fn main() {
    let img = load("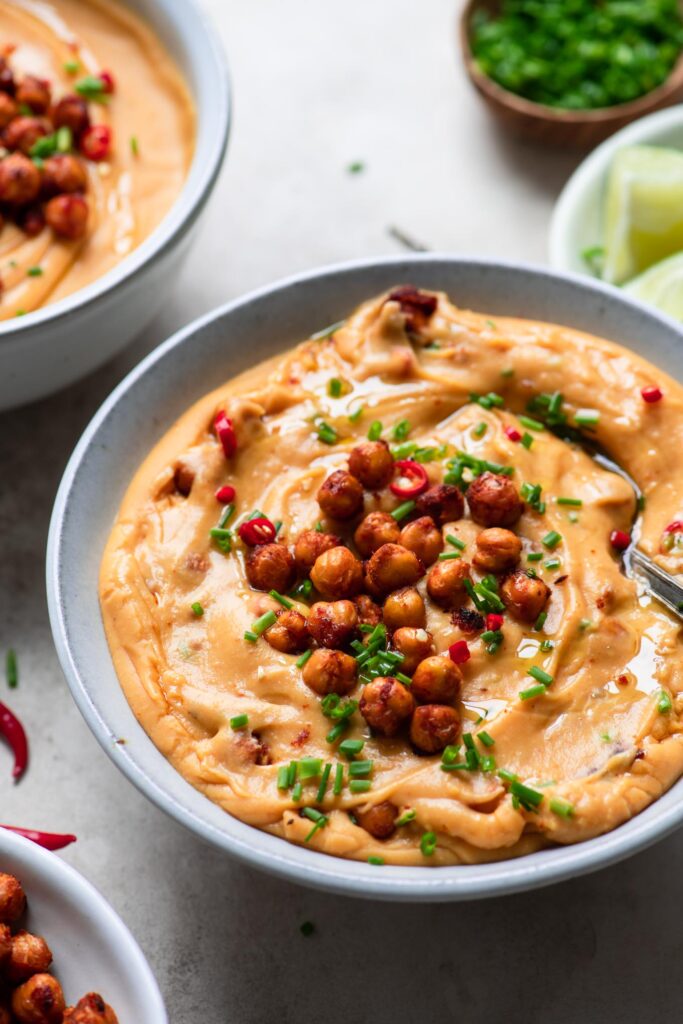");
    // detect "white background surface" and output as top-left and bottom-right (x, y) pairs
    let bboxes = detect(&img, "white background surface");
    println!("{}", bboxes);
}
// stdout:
(0, 2), (678, 1021)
